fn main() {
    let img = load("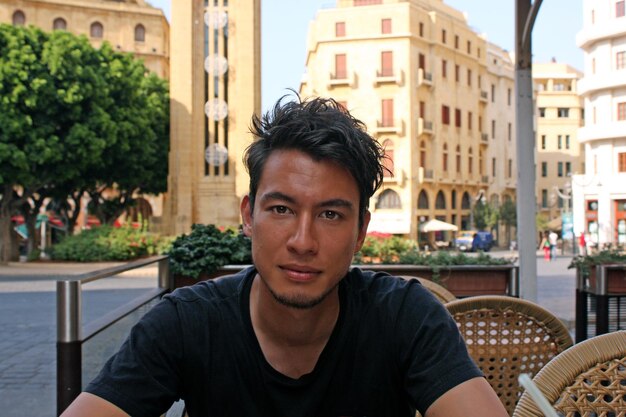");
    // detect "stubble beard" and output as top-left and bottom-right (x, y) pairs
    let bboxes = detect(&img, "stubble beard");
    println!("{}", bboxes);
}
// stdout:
(263, 278), (341, 310)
